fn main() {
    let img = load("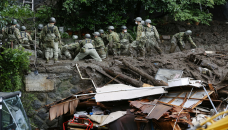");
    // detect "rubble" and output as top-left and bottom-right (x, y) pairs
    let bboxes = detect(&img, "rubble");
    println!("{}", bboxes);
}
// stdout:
(34, 48), (228, 129)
